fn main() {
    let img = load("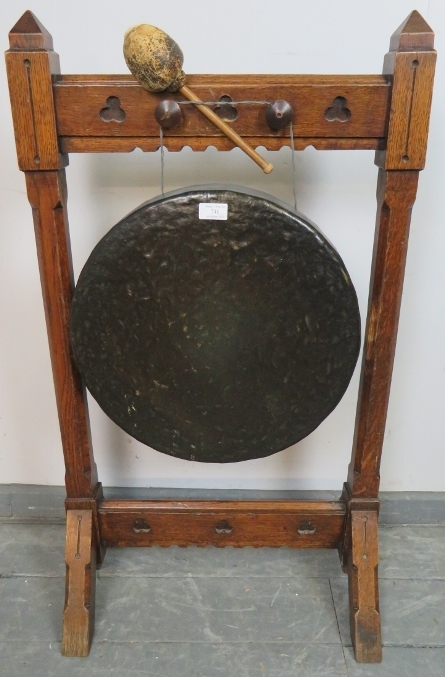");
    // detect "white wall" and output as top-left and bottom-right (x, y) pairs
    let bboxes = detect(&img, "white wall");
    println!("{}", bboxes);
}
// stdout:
(1, 0), (444, 491)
